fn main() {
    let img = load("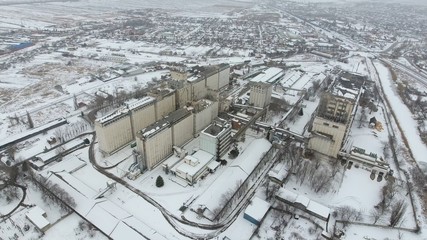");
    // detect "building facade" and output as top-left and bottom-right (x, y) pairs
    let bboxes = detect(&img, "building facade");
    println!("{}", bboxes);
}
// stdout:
(95, 89), (177, 155)
(95, 110), (133, 155)
(249, 82), (273, 108)
(200, 118), (232, 158)
(308, 72), (364, 158)
(136, 108), (193, 170)
(128, 97), (156, 138)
